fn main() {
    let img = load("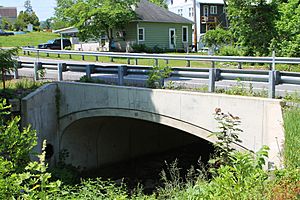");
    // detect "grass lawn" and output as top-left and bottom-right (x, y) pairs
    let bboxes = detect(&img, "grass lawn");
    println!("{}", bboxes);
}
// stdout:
(0, 32), (59, 48)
